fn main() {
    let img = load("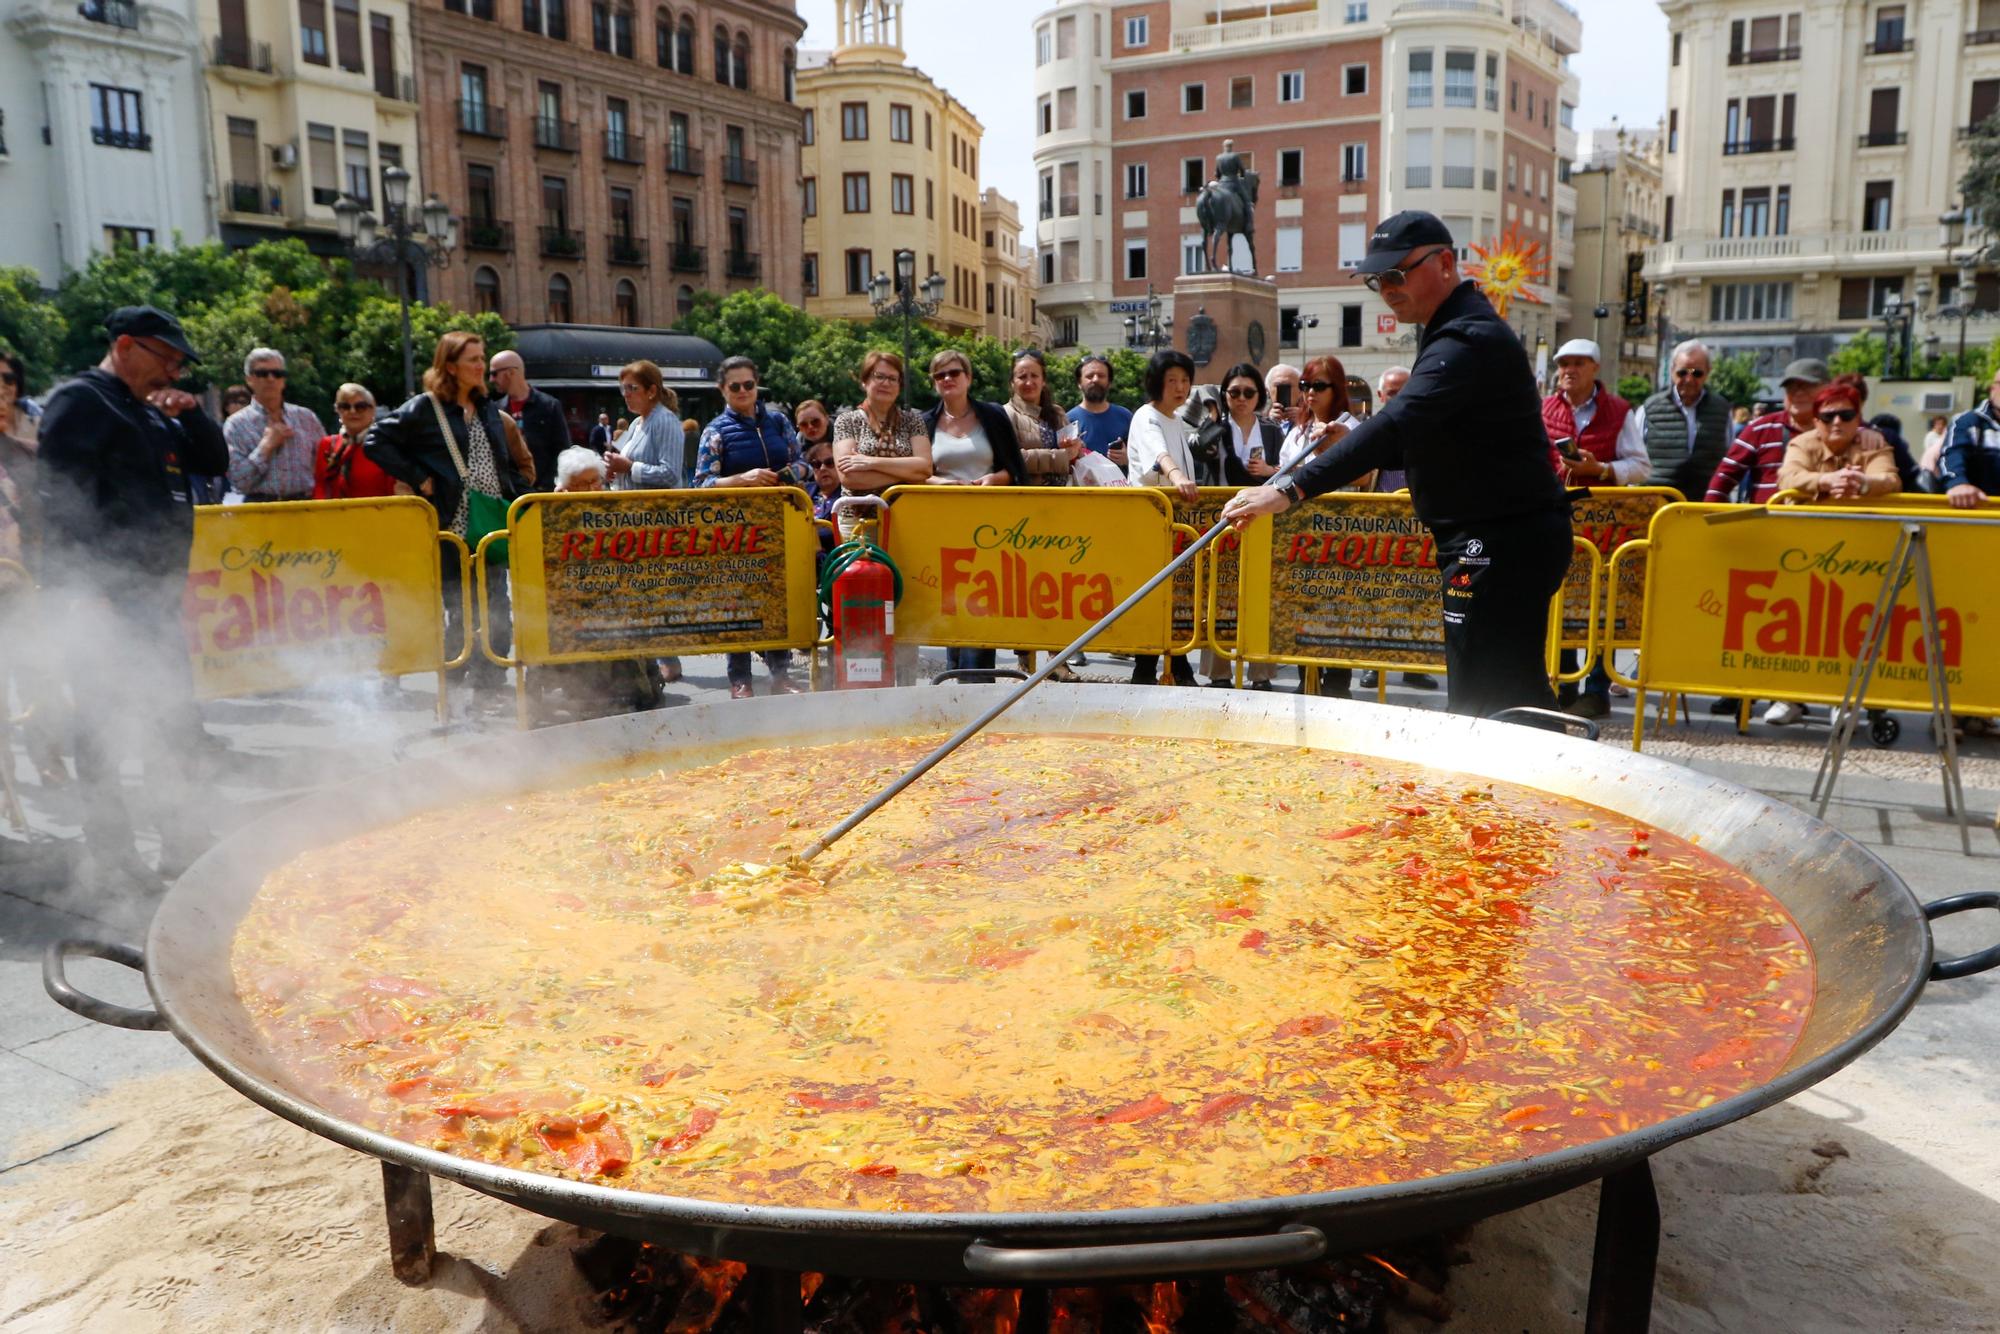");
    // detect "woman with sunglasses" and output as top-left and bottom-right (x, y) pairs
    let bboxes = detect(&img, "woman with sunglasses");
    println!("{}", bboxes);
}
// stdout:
(1222, 210), (1573, 722)
(1196, 363), (1283, 487)
(1777, 376), (1901, 500)
(312, 385), (404, 499)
